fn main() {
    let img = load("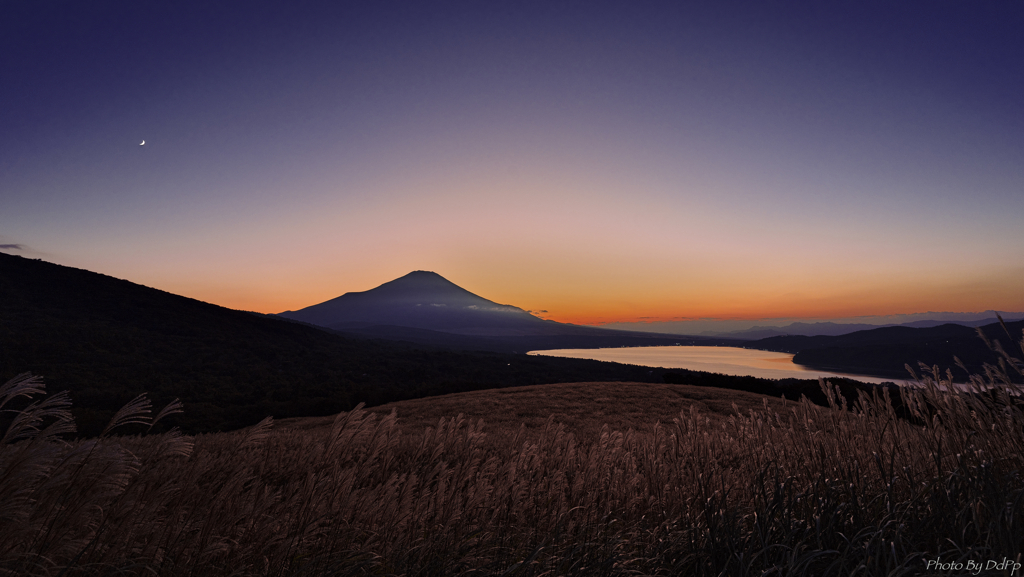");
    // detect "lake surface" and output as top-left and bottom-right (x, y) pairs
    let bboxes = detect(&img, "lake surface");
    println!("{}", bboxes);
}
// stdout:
(527, 346), (901, 385)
